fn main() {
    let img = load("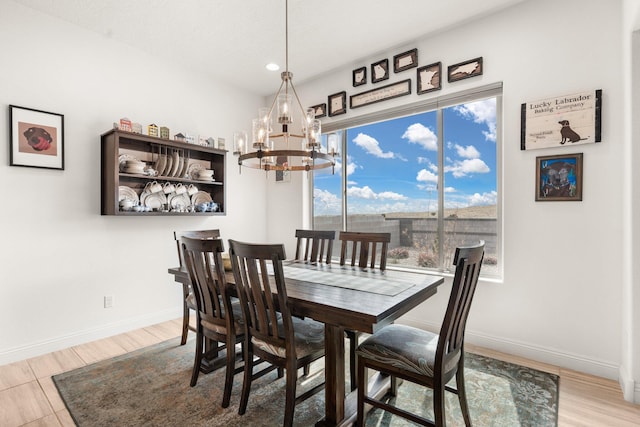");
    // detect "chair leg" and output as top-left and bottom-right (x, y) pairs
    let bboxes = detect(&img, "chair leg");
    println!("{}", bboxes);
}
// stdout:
(190, 331), (203, 387)
(347, 330), (358, 391)
(283, 360), (298, 427)
(433, 379), (446, 427)
(356, 356), (367, 427)
(303, 364), (310, 376)
(181, 289), (190, 345)
(238, 343), (253, 415)
(456, 357), (472, 427)
(221, 336), (236, 408)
